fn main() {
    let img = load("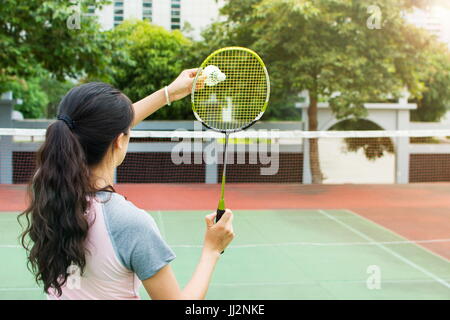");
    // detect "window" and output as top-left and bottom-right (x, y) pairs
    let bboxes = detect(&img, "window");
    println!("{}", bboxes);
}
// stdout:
(87, 6), (95, 15)
(143, 0), (152, 21)
(114, 1), (124, 27)
(170, 0), (181, 30)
